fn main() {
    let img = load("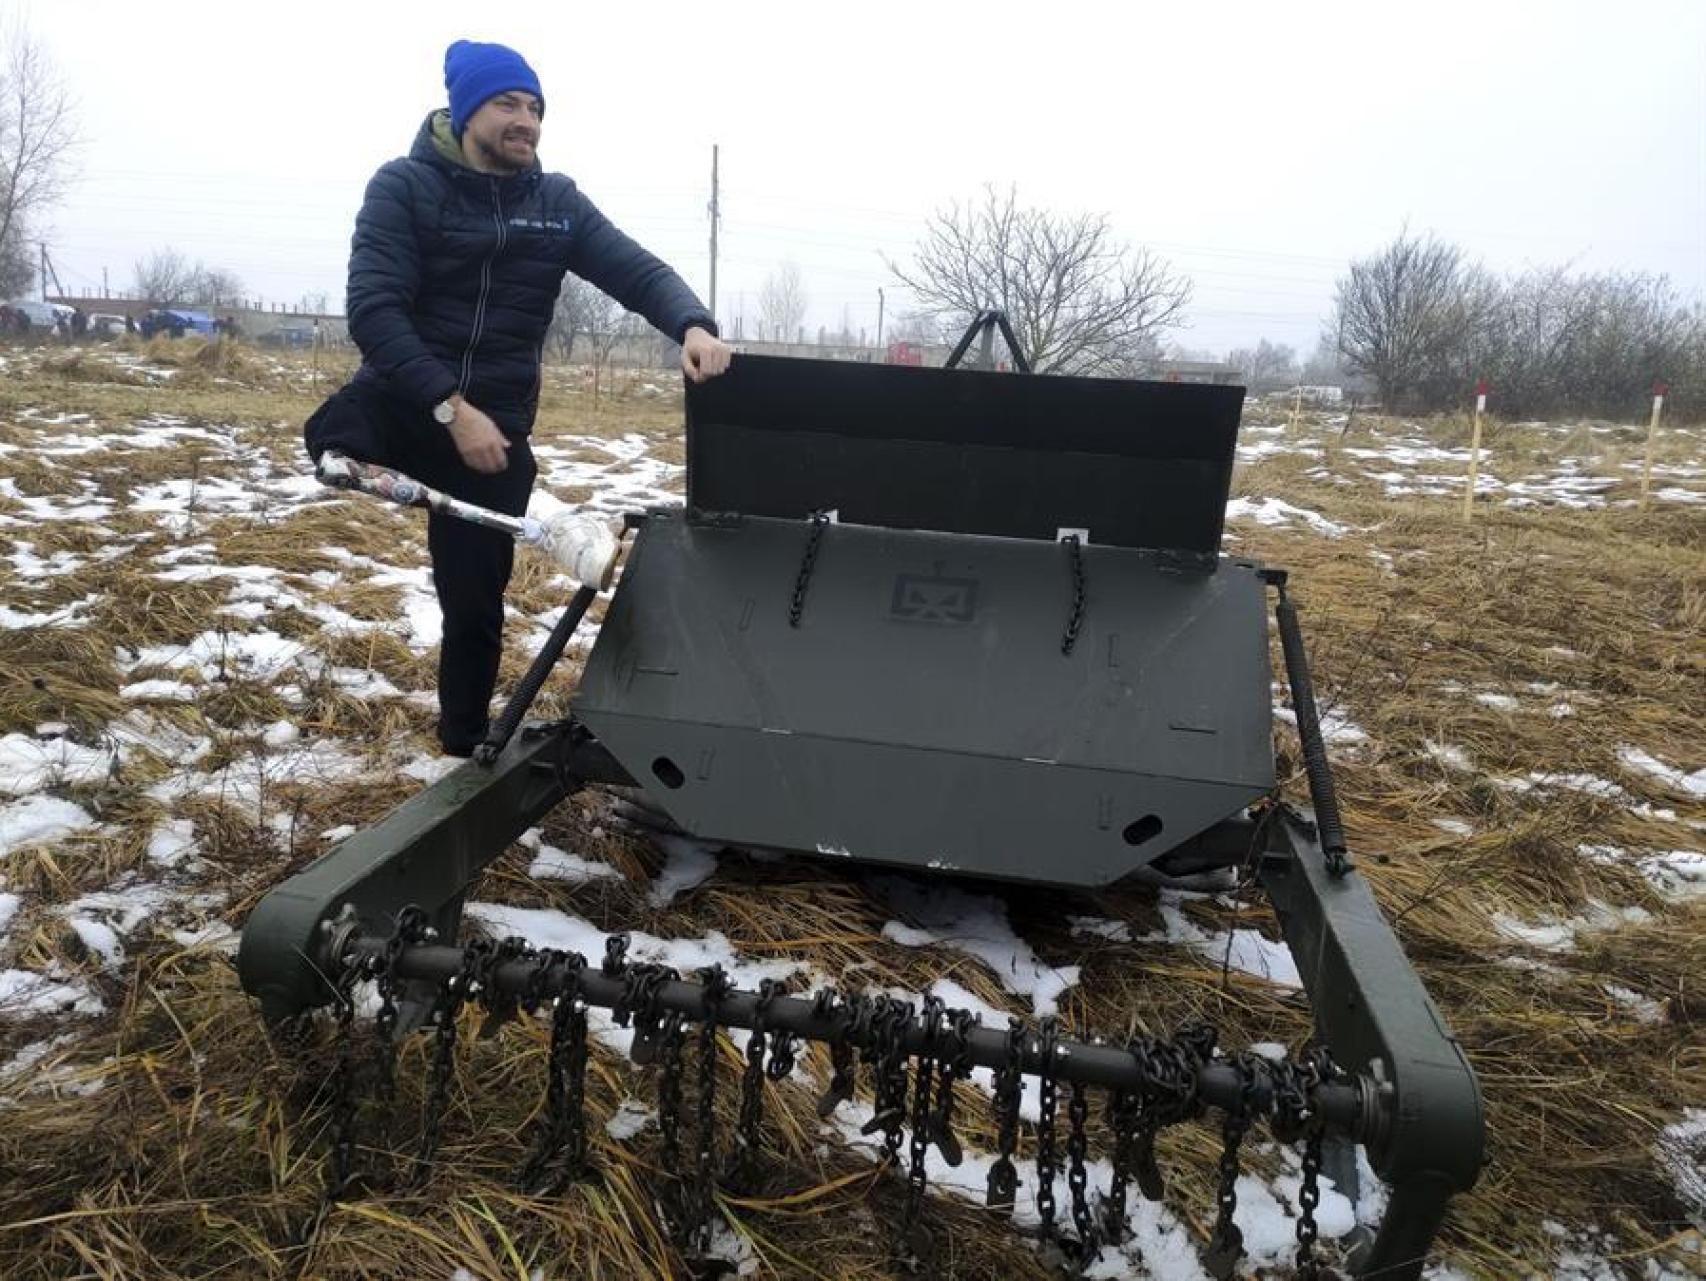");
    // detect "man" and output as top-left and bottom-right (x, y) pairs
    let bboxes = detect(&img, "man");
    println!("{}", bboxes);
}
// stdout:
(305, 39), (732, 756)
